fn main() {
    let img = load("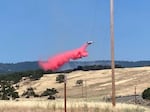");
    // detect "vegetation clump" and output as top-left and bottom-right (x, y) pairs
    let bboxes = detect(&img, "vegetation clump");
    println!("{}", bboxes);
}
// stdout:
(41, 88), (58, 100)
(76, 79), (83, 86)
(142, 88), (150, 100)
(56, 74), (65, 83)
(0, 80), (19, 100)
(22, 87), (39, 98)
